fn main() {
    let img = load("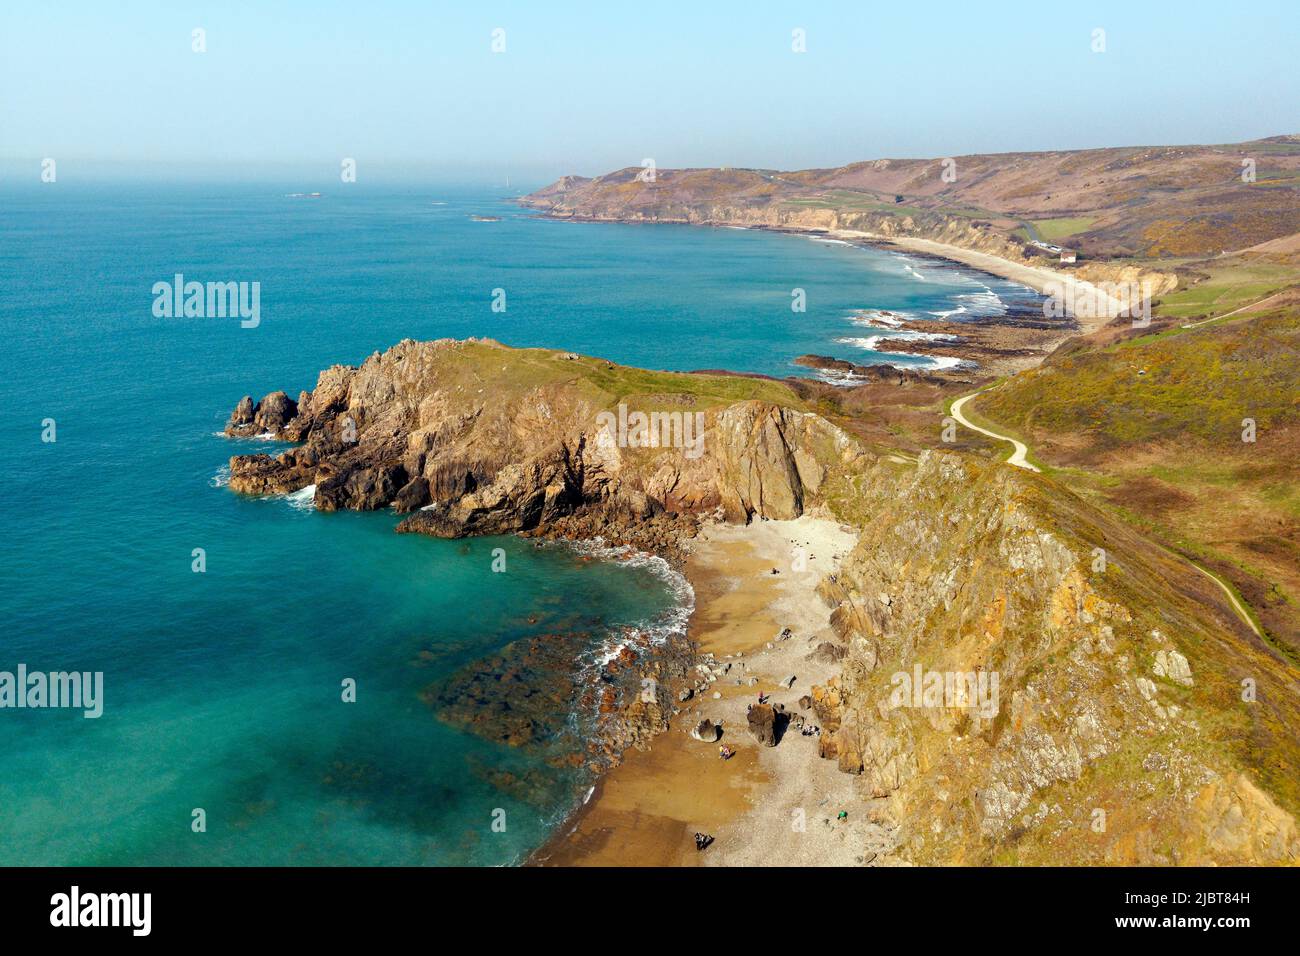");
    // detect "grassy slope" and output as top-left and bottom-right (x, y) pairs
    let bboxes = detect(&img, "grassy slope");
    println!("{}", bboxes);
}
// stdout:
(824, 454), (1300, 863)
(1156, 259), (1299, 319)
(448, 340), (806, 411)
(975, 309), (1300, 648)
(1031, 216), (1098, 242)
